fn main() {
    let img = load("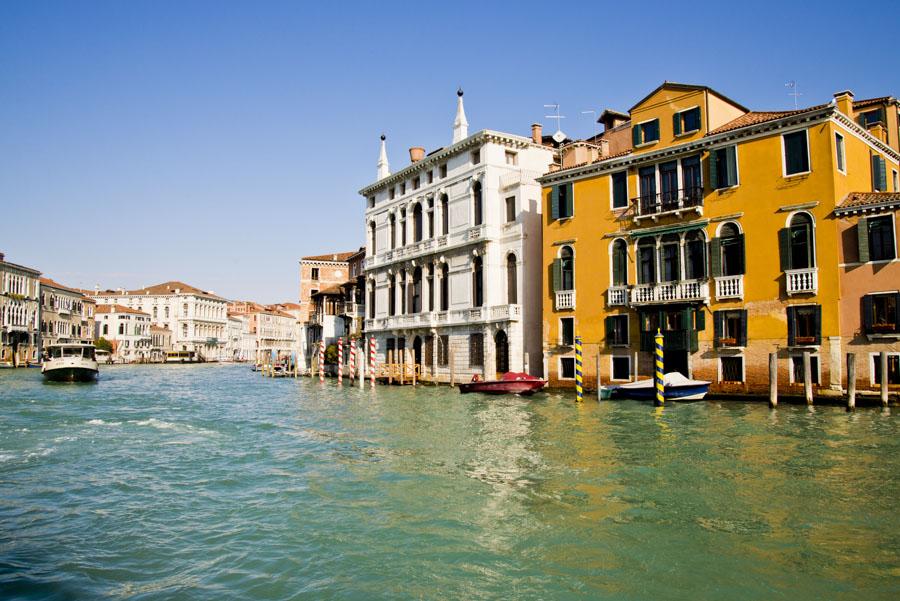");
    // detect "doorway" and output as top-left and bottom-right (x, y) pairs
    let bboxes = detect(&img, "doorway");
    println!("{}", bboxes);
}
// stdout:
(495, 330), (509, 375)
